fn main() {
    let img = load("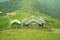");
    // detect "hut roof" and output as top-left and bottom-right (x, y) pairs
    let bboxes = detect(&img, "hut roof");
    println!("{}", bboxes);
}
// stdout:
(10, 19), (21, 24)
(21, 16), (45, 25)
